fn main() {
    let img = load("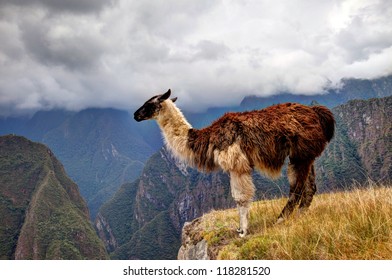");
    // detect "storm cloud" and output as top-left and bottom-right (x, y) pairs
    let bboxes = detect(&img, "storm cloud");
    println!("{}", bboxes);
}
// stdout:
(0, 0), (111, 14)
(0, 0), (391, 116)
